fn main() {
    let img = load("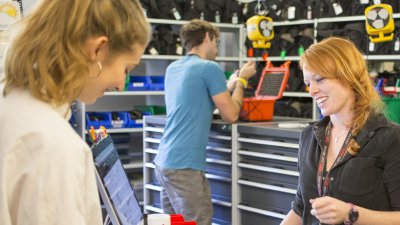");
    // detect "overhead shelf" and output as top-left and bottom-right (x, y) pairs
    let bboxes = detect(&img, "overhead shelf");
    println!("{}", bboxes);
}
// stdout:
(147, 18), (241, 29)
(104, 91), (164, 96)
(274, 19), (314, 26)
(283, 92), (311, 98)
(142, 54), (240, 62)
